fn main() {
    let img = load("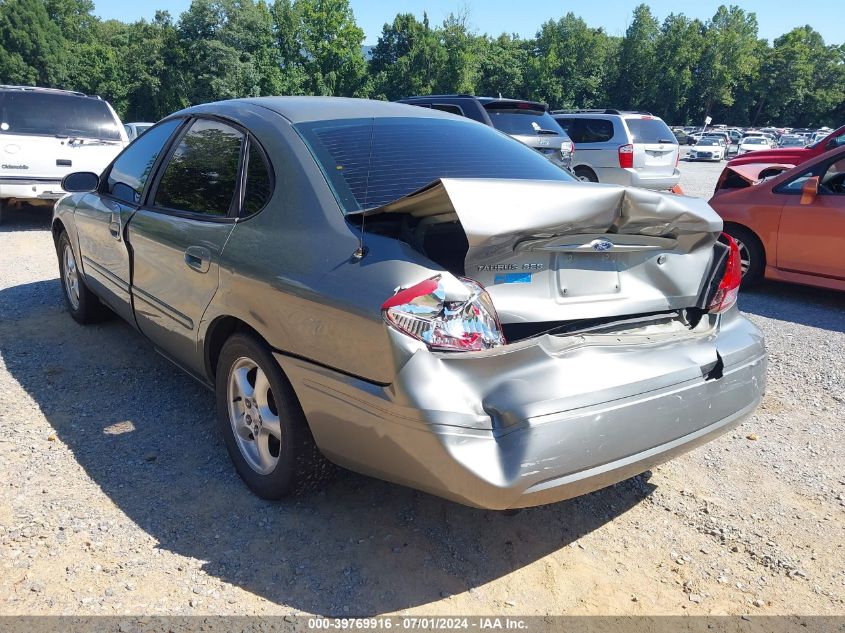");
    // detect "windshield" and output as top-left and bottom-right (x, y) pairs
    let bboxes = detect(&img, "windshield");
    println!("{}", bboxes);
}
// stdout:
(0, 91), (121, 141)
(624, 117), (676, 144)
(482, 103), (565, 137)
(743, 138), (767, 145)
(295, 117), (574, 213)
